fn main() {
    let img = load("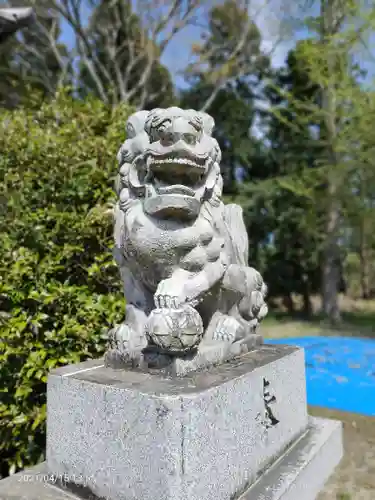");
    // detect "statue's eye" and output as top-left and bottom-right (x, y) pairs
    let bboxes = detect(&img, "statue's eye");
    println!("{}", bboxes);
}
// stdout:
(126, 124), (135, 138)
(156, 120), (171, 137)
(161, 132), (174, 145)
(184, 134), (197, 145)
